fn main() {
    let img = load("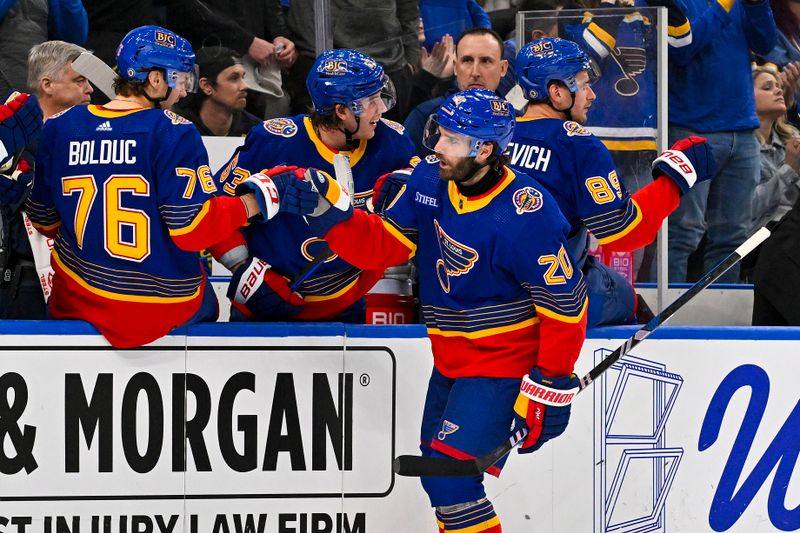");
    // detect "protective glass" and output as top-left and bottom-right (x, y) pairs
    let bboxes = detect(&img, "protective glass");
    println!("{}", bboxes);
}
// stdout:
(349, 74), (396, 116)
(422, 114), (484, 158)
(167, 66), (199, 93)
